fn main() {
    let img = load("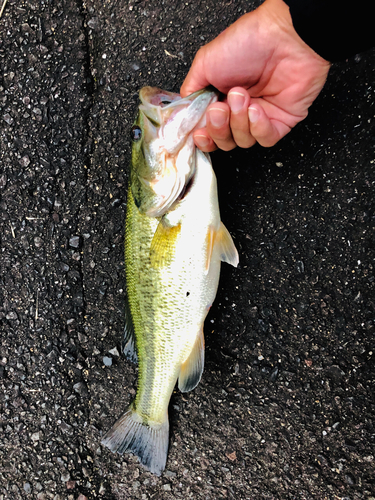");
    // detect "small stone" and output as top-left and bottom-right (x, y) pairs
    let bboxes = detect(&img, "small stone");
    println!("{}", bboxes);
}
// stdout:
(24, 483), (32, 494)
(326, 365), (345, 383)
(165, 470), (177, 478)
(59, 421), (72, 434)
(345, 474), (355, 485)
(108, 347), (120, 357)
(66, 480), (76, 489)
(111, 198), (122, 207)
(73, 382), (89, 397)
(31, 431), (40, 442)
(3, 113), (13, 125)
(61, 470), (70, 482)
(163, 484), (171, 491)
(6, 311), (18, 320)
(87, 17), (99, 30)
(103, 356), (112, 367)
(78, 332), (88, 343)
(69, 235), (81, 248)
(34, 236), (43, 248)
(19, 155), (31, 167)
(295, 260), (304, 273)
